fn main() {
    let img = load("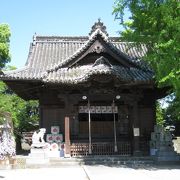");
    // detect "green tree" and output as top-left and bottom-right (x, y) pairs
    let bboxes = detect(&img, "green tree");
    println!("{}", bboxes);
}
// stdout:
(0, 80), (39, 150)
(113, 0), (180, 93)
(113, 0), (180, 121)
(0, 23), (11, 69)
(165, 95), (180, 122)
(156, 102), (165, 126)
